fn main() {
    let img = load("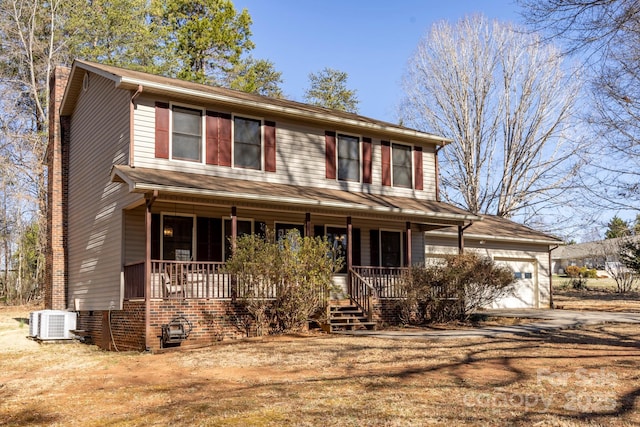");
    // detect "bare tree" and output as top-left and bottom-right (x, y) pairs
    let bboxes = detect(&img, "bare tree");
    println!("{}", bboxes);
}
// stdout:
(520, 0), (640, 214)
(599, 237), (638, 293)
(0, 0), (71, 302)
(401, 15), (583, 222)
